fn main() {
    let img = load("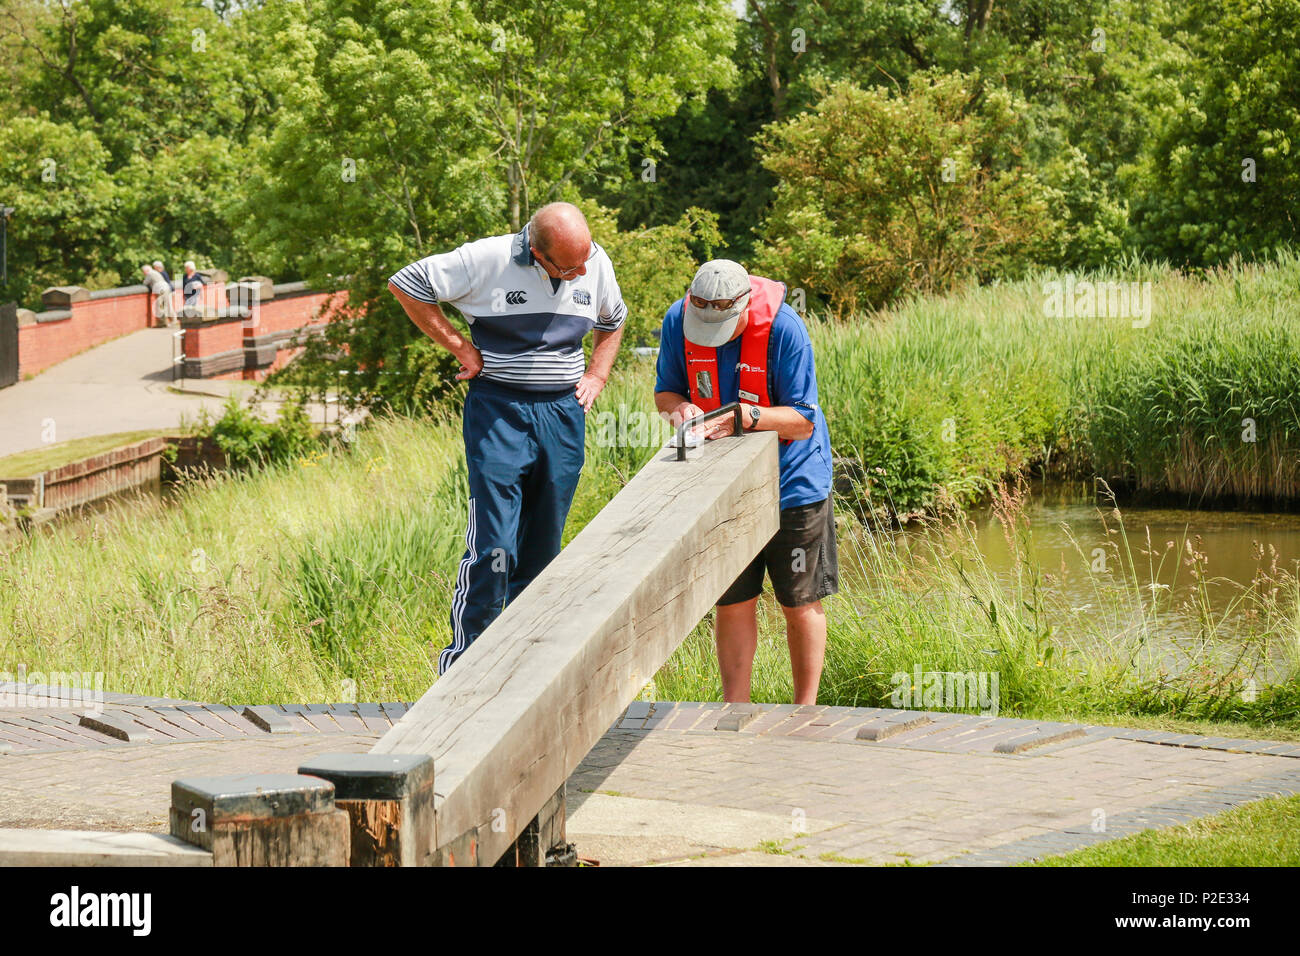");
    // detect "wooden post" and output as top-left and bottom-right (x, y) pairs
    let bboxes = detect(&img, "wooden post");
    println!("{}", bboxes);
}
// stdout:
(496, 784), (571, 867)
(169, 773), (349, 866)
(297, 753), (435, 867)
(373, 431), (781, 865)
